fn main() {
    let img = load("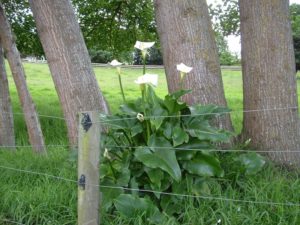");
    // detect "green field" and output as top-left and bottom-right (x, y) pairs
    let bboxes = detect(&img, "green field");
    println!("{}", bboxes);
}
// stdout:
(1, 62), (300, 224)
